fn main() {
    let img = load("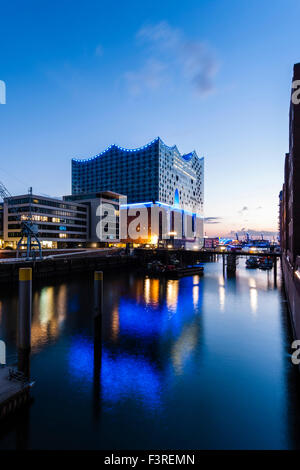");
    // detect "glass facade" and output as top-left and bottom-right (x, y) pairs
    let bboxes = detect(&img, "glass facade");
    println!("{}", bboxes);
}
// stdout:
(3, 194), (88, 246)
(72, 137), (204, 215)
